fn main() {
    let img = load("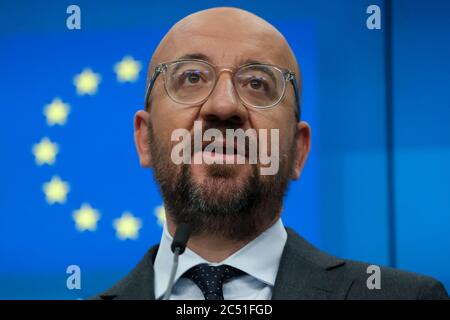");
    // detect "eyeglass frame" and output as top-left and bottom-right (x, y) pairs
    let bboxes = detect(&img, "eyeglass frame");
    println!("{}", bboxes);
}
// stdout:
(144, 59), (301, 120)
